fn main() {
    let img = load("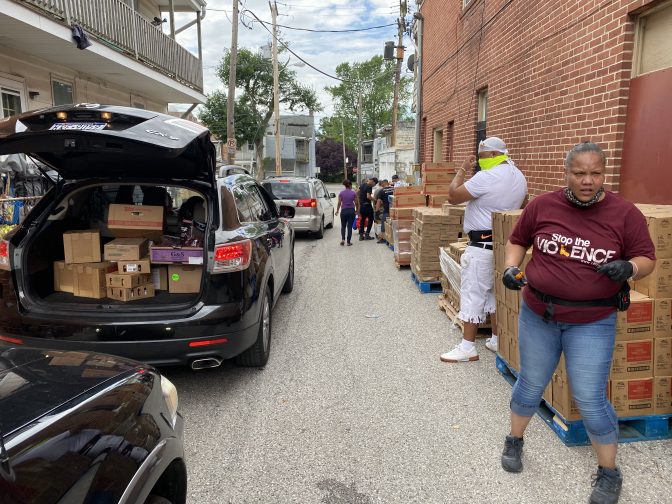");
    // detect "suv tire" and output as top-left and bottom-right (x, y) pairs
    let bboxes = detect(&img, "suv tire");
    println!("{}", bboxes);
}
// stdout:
(281, 248), (294, 294)
(315, 217), (324, 239)
(235, 288), (272, 367)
